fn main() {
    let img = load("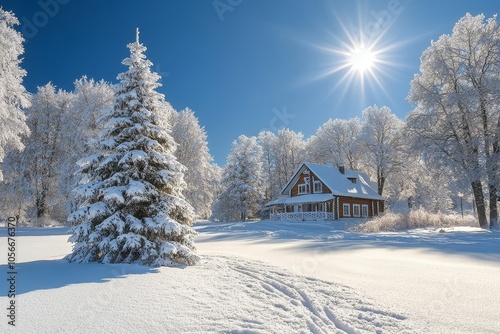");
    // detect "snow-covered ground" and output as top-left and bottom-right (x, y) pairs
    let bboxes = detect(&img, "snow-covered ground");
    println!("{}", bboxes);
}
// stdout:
(1, 220), (499, 333)
(195, 220), (500, 334)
